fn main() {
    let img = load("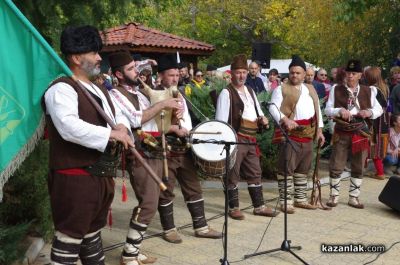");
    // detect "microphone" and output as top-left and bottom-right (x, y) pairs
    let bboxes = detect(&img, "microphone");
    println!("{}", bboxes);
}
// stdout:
(261, 101), (274, 108)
